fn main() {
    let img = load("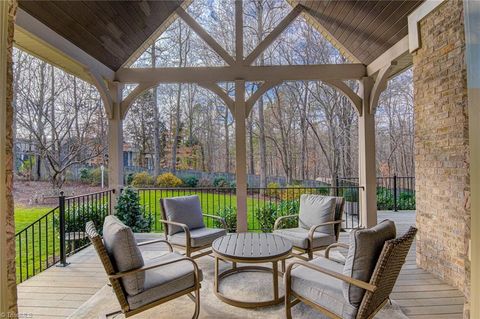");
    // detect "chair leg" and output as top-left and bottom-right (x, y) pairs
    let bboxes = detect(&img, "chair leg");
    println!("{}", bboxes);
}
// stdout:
(192, 286), (201, 319)
(307, 249), (313, 260)
(285, 288), (292, 319)
(101, 310), (122, 319)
